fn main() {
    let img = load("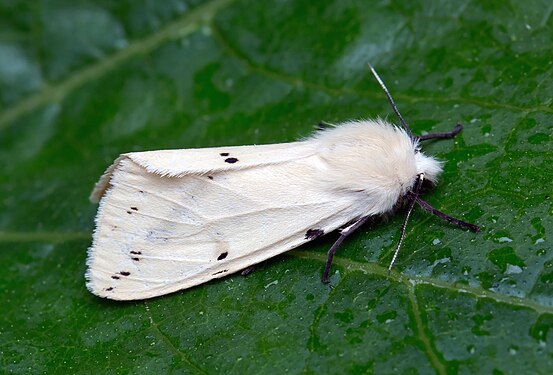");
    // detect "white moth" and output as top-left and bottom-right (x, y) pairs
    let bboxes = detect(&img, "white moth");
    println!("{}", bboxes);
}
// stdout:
(87, 65), (479, 300)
